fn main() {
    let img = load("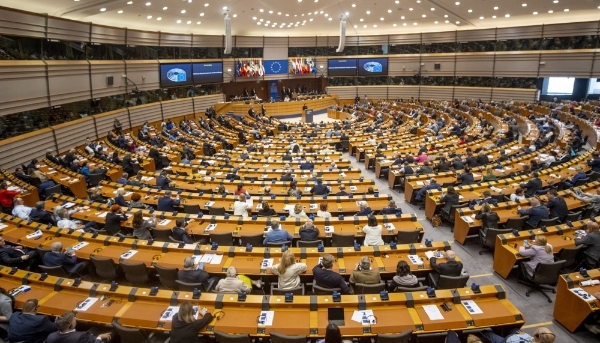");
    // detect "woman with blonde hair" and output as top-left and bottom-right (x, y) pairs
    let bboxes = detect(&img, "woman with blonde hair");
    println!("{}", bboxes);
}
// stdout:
(233, 193), (250, 218)
(170, 301), (213, 343)
(518, 235), (554, 277)
(271, 250), (307, 290)
(288, 203), (309, 219)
